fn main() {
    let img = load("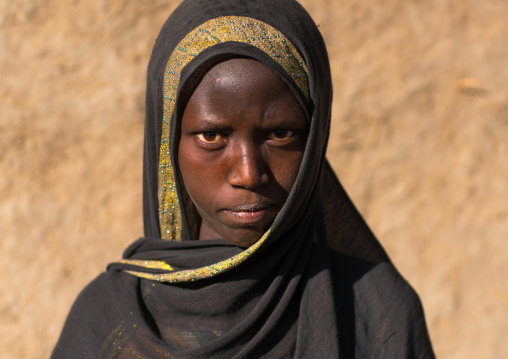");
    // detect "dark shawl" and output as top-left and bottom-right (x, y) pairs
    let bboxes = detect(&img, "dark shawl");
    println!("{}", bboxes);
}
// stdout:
(52, 0), (435, 358)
